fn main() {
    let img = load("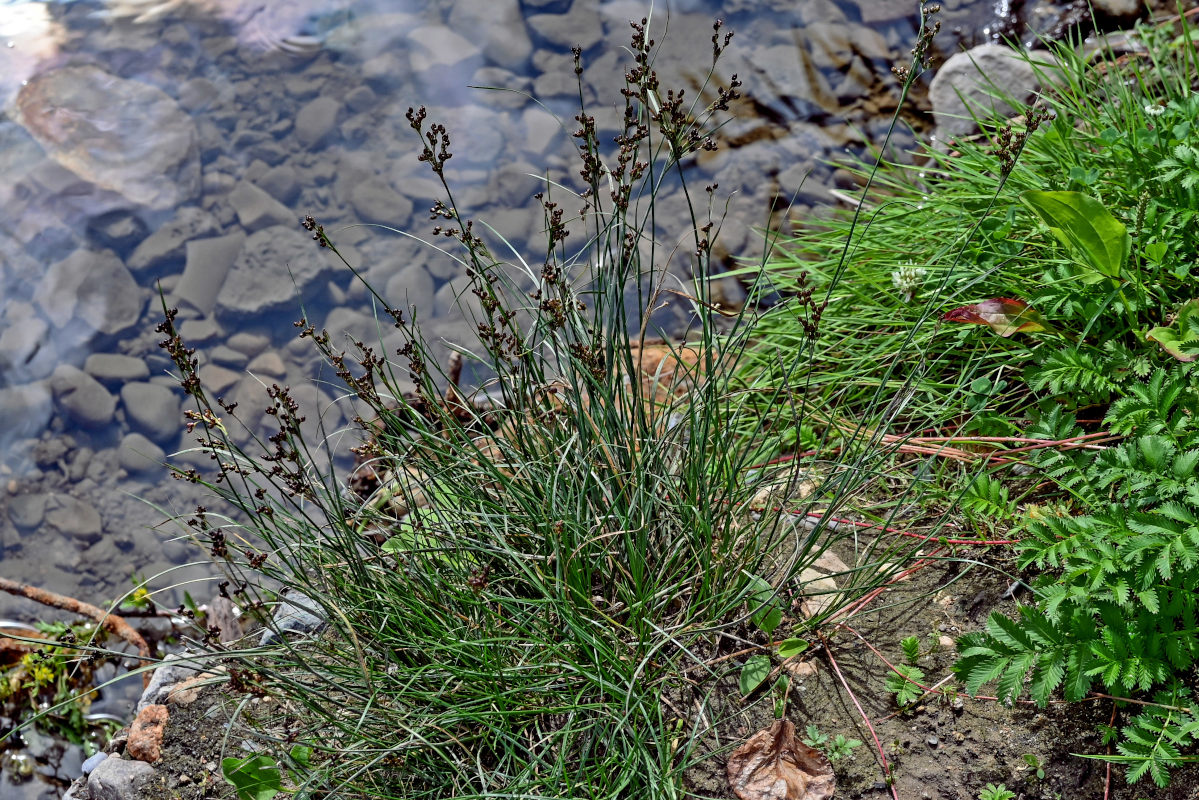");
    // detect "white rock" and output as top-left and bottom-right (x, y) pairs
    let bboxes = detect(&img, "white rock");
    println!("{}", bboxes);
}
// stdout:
(929, 44), (1042, 139)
